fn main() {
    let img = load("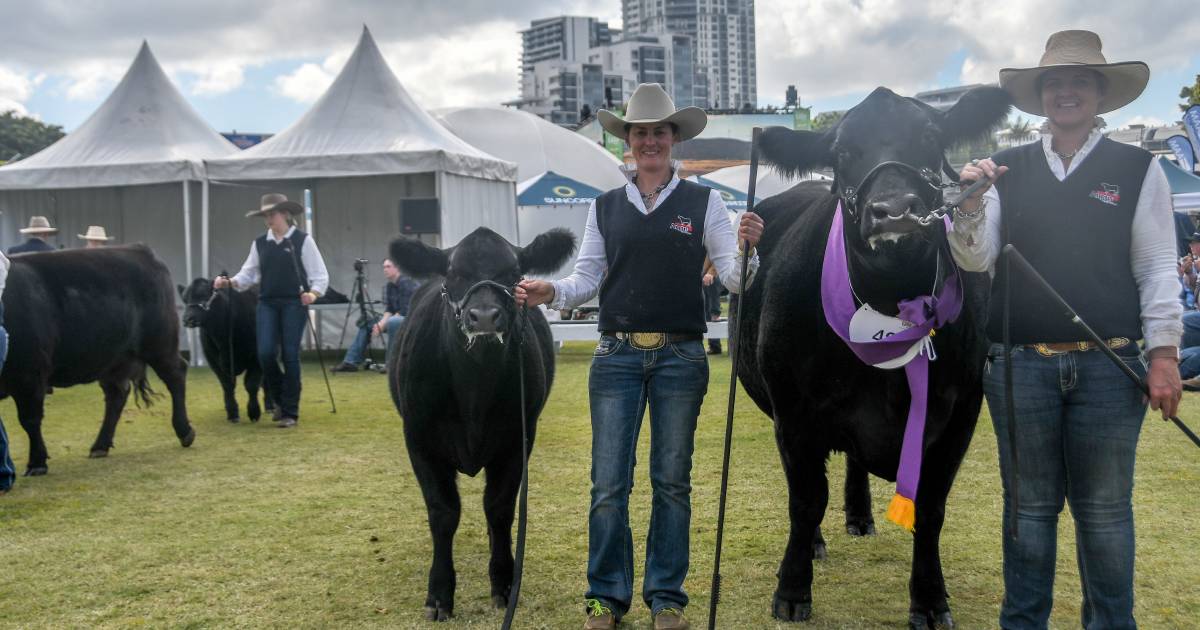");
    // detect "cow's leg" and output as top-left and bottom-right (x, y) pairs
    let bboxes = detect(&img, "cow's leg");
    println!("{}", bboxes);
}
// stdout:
(149, 355), (195, 448)
(773, 423), (829, 622)
(214, 363), (240, 422)
(408, 447), (461, 621)
(482, 452), (521, 608)
(244, 364), (264, 422)
(14, 387), (49, 476)
(89, 378), (132, 458)
(843, 457), (875, 536)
